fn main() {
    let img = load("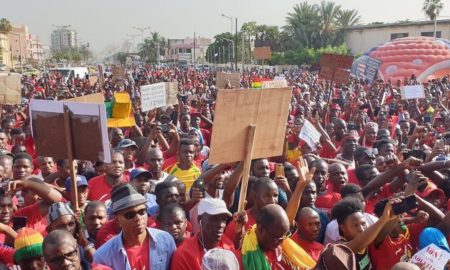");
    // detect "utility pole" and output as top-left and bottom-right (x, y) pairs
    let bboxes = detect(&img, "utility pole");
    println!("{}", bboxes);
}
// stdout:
(193, 32), (196, 66)
(235, 18), (238, 71)
(241, 33), (245, 75)
(133, 26), (151, 43)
